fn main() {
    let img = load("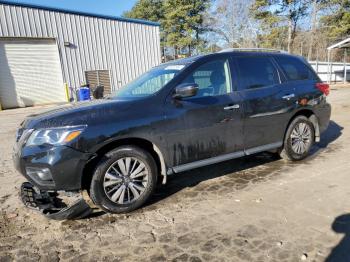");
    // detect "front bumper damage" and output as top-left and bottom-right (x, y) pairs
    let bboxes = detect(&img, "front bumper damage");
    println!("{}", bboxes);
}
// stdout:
(20, 182), (93, 220)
